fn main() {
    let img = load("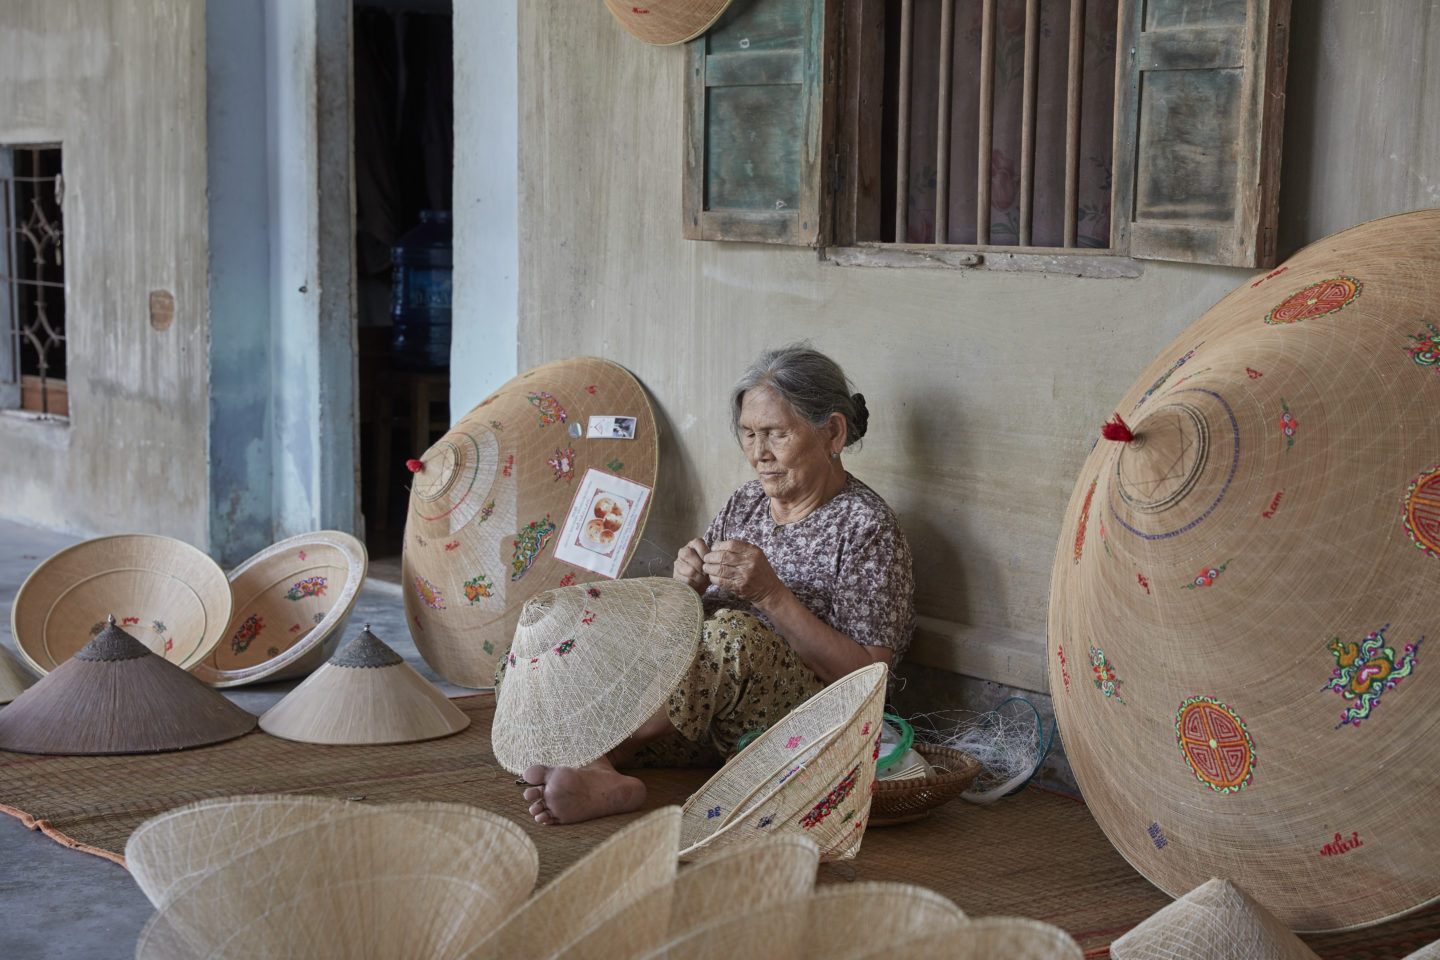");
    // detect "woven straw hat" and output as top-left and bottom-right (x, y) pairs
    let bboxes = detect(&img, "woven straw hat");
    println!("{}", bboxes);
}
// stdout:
(848, 918), (1084, 960)
(679, 661), (887, 863)
(603, 0), (735, 46)
(0, 643), (35, 704)
(134, 800), (539, 960)
(12, 534), (233, 675)
(491, 577), (701, 774)
(192, 530), (367, 688)
(257, 625), (469, 745)
(1048, 208), (1440, 932)
(613, 881), (963, 960)
(550, 835), (820, 960)
(403, 357), (658, 688)
(0, 618), (256, 755)
(1405, 940), (1440, 960)
(1111, 878), (1319, 960)
(462, 806), (681, 960)
(127, 794), (352, 908)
